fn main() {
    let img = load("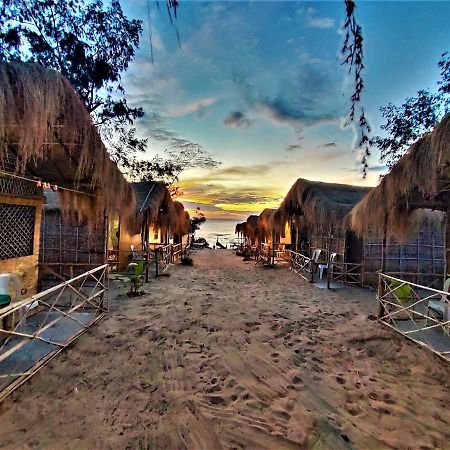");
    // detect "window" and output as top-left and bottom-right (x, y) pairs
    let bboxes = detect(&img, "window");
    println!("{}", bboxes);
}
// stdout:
(0, 203), (35, 260)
